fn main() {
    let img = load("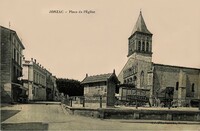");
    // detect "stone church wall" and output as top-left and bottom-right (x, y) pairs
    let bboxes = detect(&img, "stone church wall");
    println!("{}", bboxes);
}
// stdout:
(153, 64), (200, 101)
